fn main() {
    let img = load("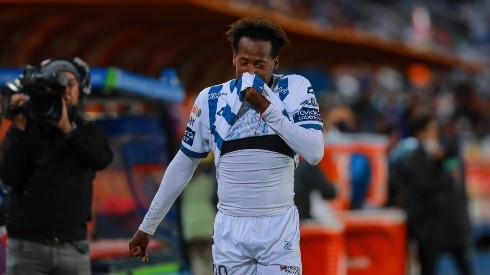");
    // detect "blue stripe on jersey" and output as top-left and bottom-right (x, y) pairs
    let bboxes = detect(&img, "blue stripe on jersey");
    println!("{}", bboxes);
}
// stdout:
(208, 85), (223, 137)
(253, 74), (265, 94)
(208, 84), (227, 150)
(278, 77), (289, 101)
(282, 109), (290, 119)
(179, 145), (209, 158)
(221, 104), (235, 125)
(229, 79), (237, 91)
(235, 78), (244, 101)
(299, 124), (323, 130)
(214, 131), (225, 150)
